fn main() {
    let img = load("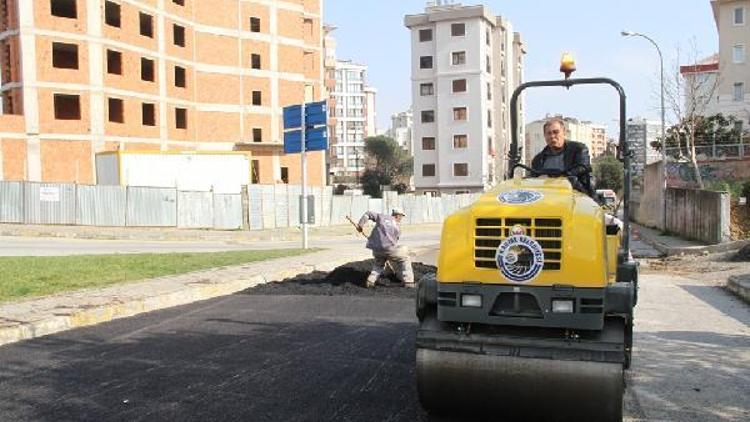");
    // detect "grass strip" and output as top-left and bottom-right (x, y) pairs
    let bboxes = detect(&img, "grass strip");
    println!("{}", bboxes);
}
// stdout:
(0, 249), (315, 302)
